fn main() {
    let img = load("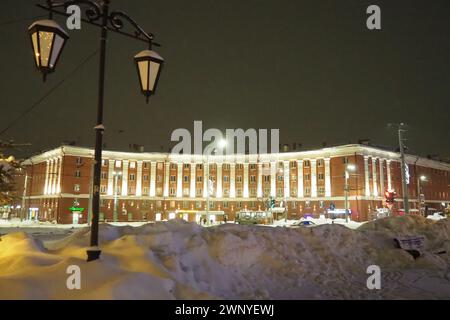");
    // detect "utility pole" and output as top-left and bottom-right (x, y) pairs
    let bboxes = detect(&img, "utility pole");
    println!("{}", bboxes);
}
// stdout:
(398, 123), (410, 214)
